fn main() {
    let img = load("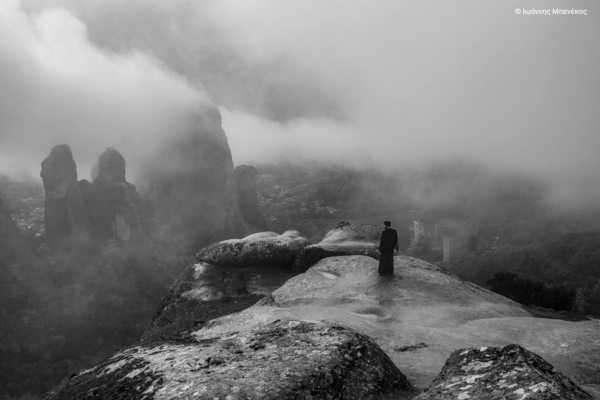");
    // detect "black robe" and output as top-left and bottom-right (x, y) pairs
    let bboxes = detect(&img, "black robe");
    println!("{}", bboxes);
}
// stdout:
(378, 227), (398, 276)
